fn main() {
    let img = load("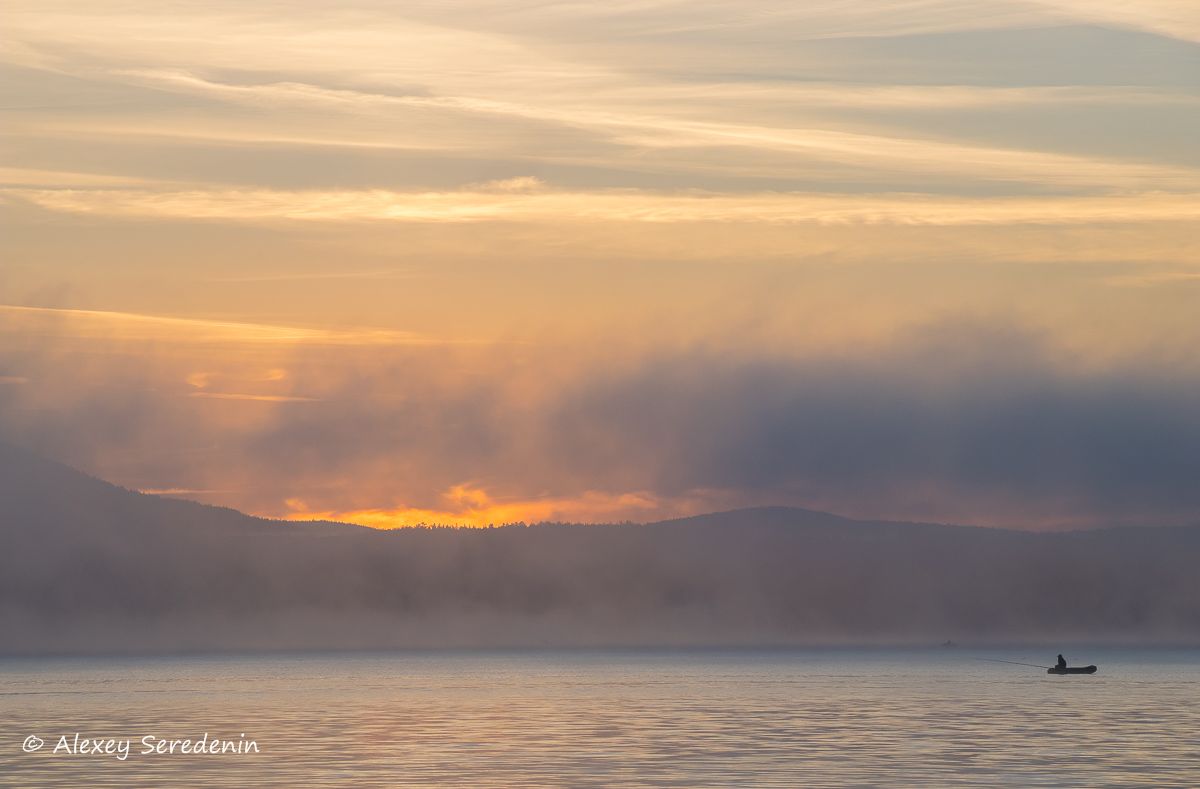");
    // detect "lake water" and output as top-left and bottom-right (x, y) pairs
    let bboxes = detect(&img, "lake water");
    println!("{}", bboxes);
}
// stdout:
(2, 649), (1198, 787)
